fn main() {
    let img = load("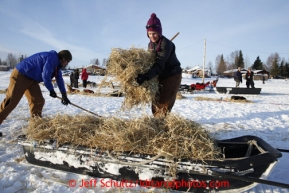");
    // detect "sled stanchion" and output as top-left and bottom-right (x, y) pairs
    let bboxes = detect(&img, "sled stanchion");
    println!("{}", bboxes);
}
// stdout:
(170, 32), (179, 41)
(56, 96), (101, 117)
